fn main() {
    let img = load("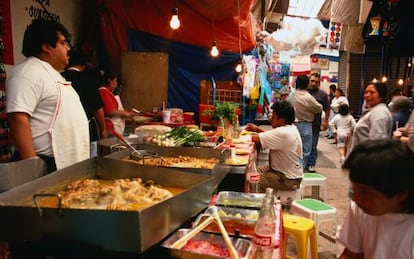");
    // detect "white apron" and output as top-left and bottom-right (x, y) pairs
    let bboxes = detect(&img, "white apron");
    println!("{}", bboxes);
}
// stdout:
(111, 95), (125, 135)
(49, 80), (90, 170)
